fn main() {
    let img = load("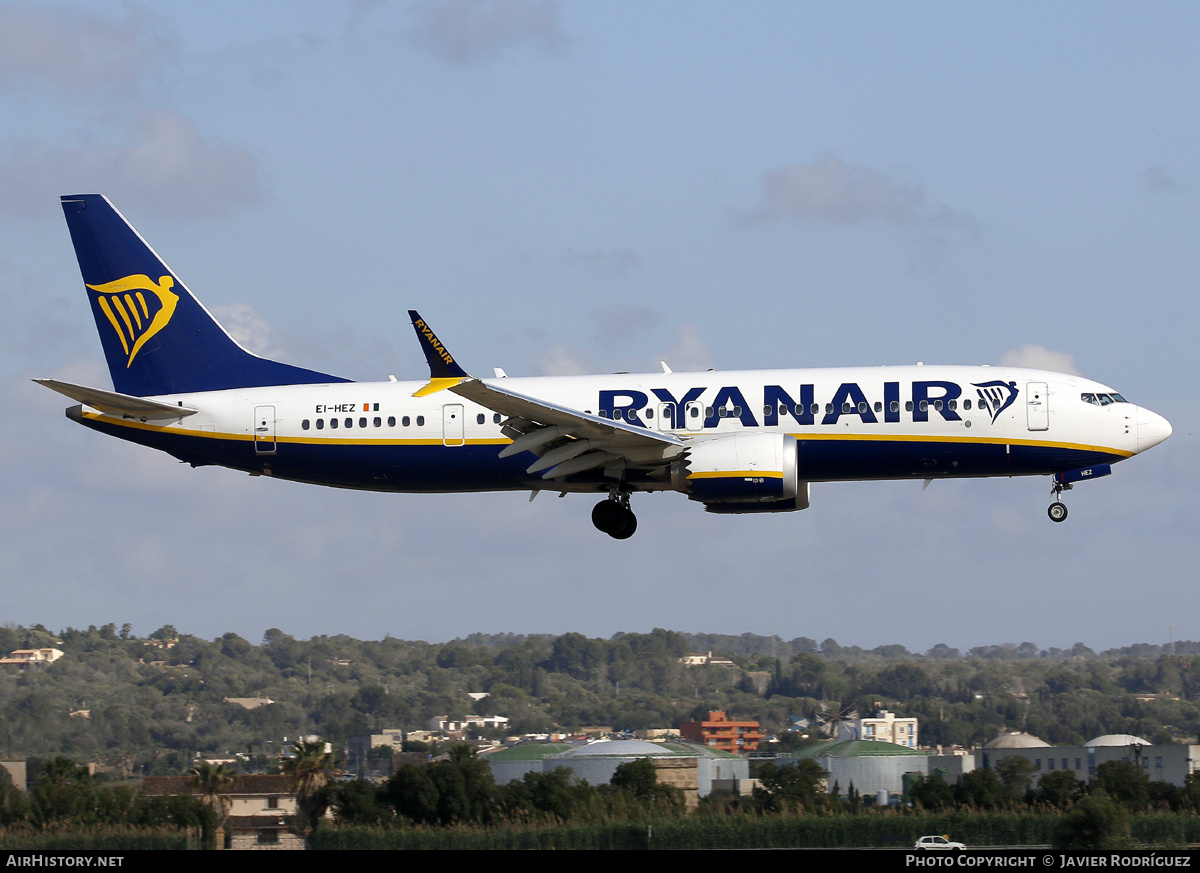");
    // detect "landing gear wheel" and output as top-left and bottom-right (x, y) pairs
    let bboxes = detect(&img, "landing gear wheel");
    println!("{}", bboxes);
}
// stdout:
(610, 509), (637, 539)
(1048, 502), (1068, 523)
(592, 498), (637, 538)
